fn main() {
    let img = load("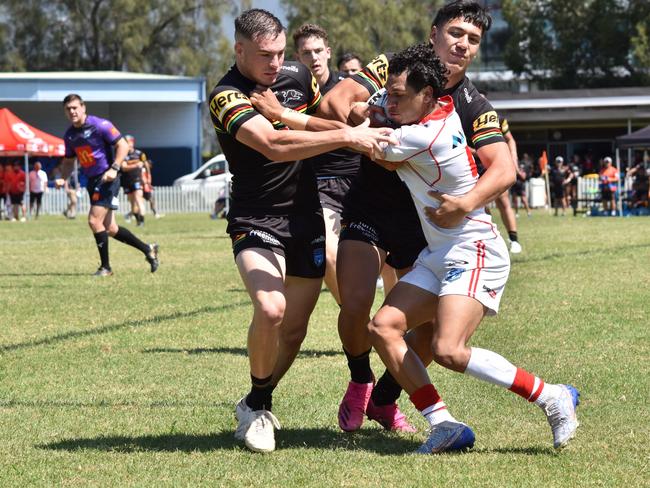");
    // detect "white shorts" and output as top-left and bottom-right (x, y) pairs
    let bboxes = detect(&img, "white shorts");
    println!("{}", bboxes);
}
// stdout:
(400, 237), (510, 315)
